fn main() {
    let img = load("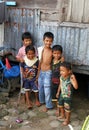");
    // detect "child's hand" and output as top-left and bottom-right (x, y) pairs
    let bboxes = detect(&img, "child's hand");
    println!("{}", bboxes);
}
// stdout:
(20, 58), (24, 63)
(70, 74), (78, 89)
(70, 74), (76, 83)
(33, 65), (37, 69)
(61, 56), (64, 62)
(35, 77), (38, 87)
(56, 92), (59, 98)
